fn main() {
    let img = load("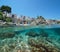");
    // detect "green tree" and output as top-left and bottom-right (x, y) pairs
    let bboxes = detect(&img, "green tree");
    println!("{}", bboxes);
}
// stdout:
(0, 12), (3, 20)
(6, 17), (12, 22)
(0, 7), (1, 12)
(37, 16), (46, 21)
(37, 16), (44, 19)
(3, 16), (7, 21)
(0, 5), (11, 13)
